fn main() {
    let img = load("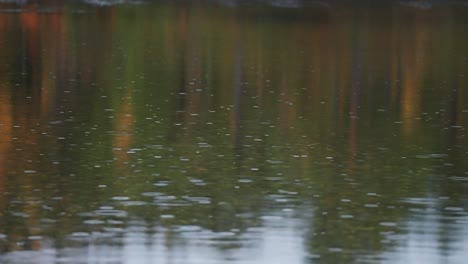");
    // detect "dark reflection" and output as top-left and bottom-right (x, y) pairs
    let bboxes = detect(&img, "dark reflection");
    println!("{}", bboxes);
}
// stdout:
(0, 1), (467, 263)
